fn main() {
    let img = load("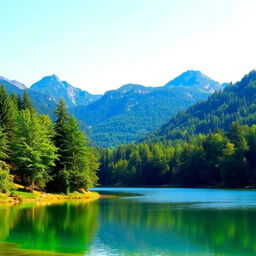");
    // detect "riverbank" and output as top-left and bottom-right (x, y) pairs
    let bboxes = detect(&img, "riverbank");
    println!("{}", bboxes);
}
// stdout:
(0, 184), (100, 205)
